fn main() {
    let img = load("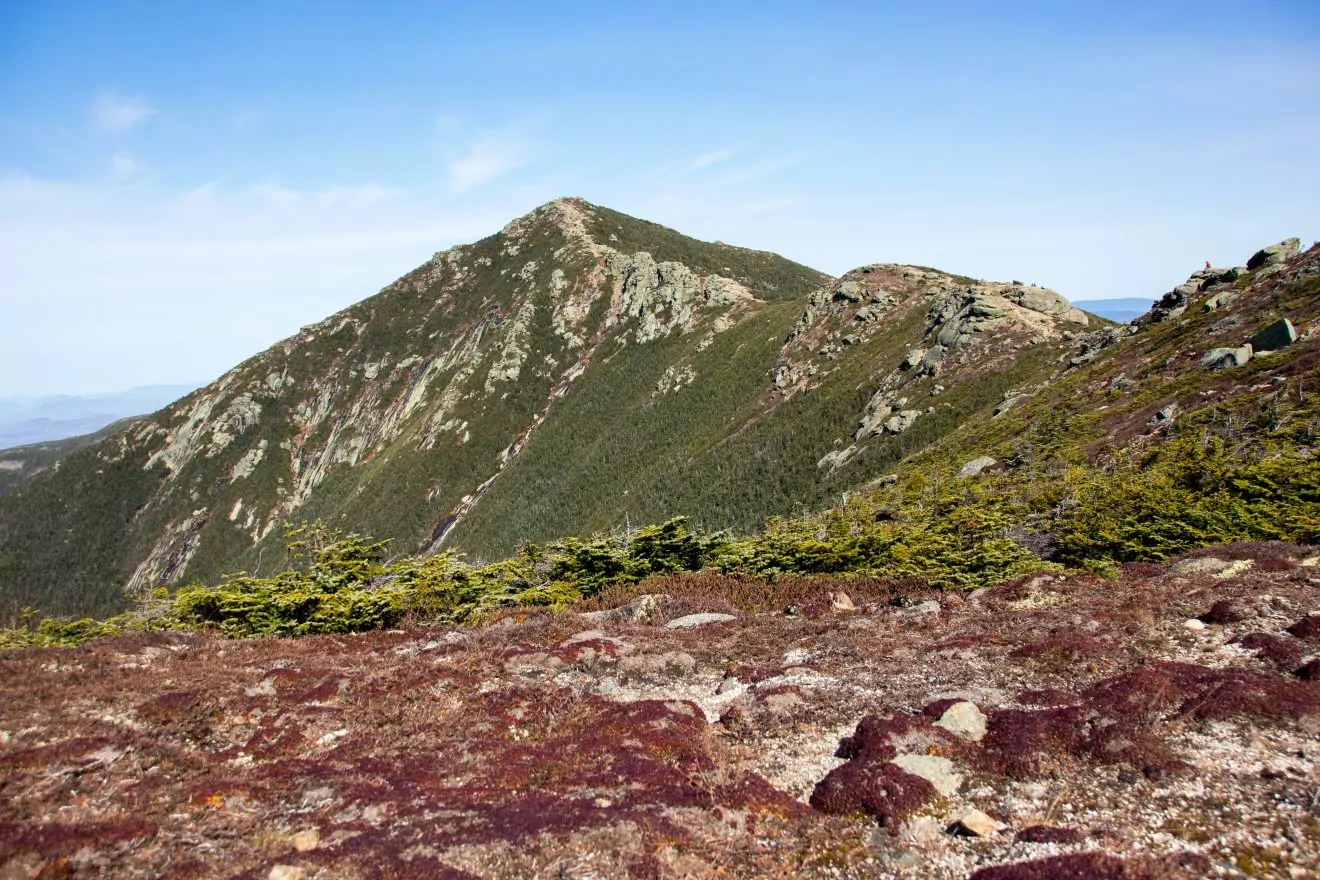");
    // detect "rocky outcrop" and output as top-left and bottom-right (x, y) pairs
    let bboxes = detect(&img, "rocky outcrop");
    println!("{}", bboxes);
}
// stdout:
(1247, 237), (1301, 272)
(605, 251), (753, 344)
(883, 409), (920, 434)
